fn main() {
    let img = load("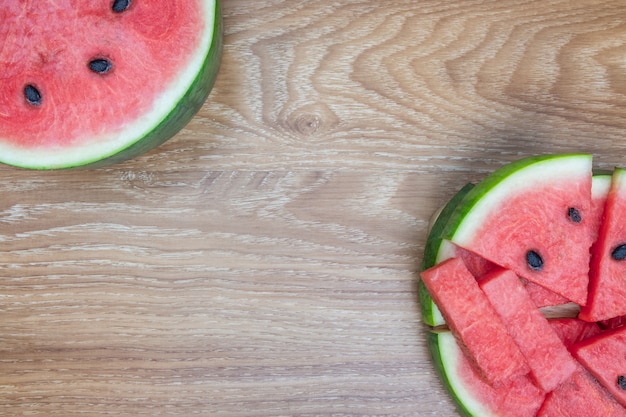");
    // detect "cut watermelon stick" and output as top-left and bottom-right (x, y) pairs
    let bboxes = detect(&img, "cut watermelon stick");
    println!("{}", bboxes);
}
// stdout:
(536, 368), (626, 417)
(445, 154), (594, 305)
(420, 258), (530, 386)
(428, 331), (545, 417)
(479, 268), (577, 392)
(580, 168), (626, 322)
(571, 326), (626, 408)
